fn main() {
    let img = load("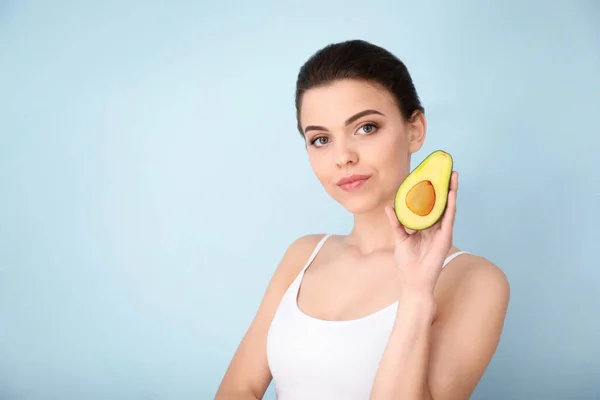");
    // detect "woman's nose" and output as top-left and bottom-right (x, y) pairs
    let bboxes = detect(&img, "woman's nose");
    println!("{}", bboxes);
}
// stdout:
(334, 141), (358, 166)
